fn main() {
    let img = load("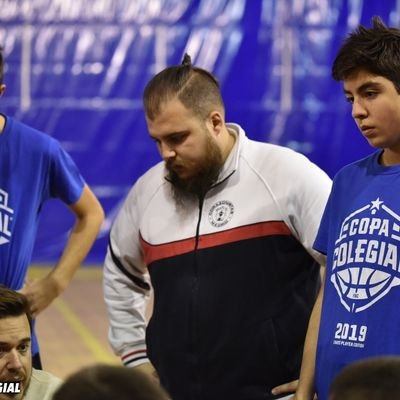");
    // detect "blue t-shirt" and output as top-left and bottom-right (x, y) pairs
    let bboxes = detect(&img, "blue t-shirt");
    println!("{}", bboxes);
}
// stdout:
(314, 150), (400, 400)
(0, 114), (85, 354)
